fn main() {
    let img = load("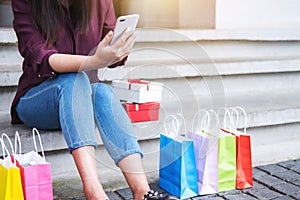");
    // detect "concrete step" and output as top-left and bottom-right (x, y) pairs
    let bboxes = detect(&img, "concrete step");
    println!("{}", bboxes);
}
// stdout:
(1, 27), (300, 187)
(2, 114), (298, 190)
(1, 84), (300, 153)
